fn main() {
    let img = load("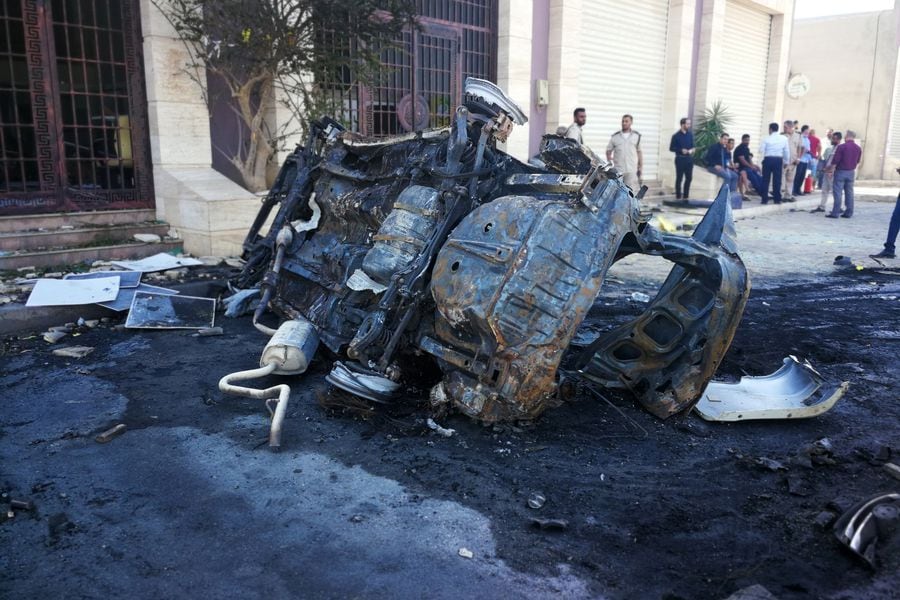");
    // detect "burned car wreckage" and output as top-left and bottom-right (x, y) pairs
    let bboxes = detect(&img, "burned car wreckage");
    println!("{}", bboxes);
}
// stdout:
(224, 79), (750, 448)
